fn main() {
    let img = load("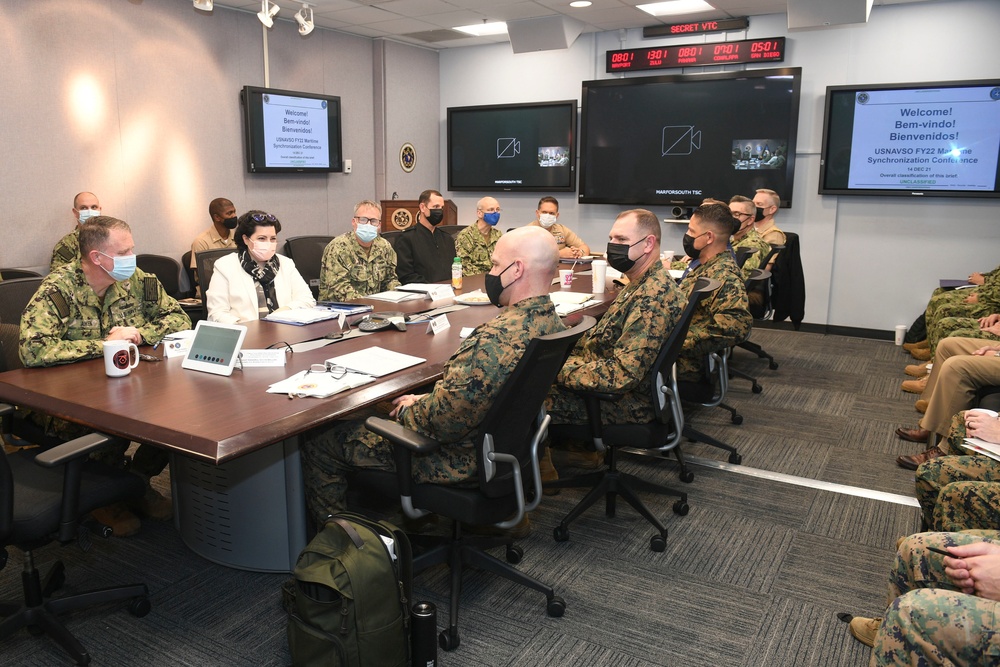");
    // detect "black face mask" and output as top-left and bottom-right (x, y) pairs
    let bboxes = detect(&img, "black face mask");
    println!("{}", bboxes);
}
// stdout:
(754, 207), (766, 223)
(485, 261), (515, 307)
(605, 237), (646, 273)
(222, 216), (238, 230)
(682, 231), (708, 260)
(425, 208), (444, 226)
